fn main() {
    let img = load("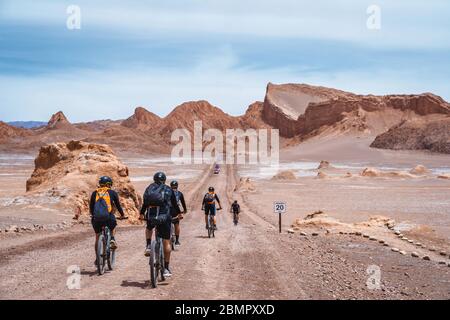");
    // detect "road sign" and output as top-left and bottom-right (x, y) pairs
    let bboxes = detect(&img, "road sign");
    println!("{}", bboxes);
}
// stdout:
(274, 201), (287, 233)
(274, 201), (287, 214)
